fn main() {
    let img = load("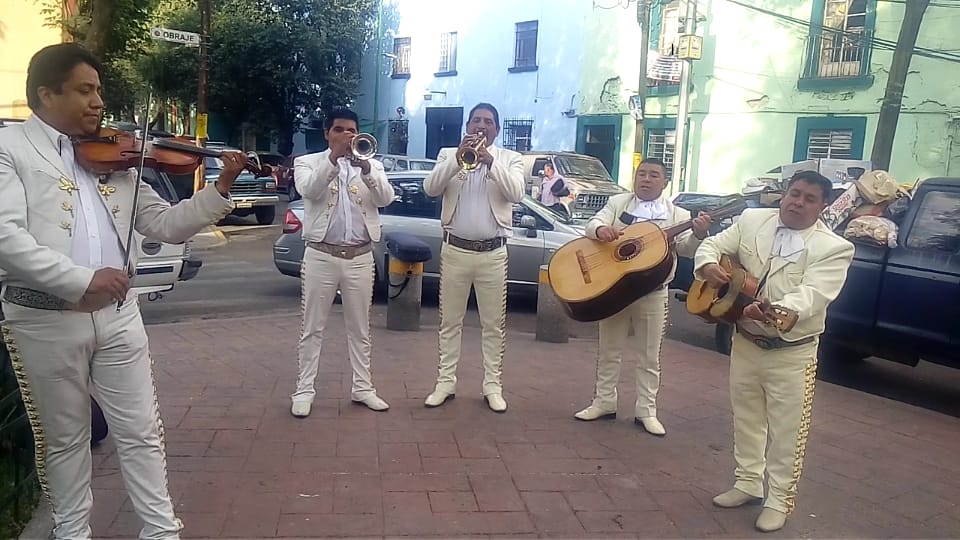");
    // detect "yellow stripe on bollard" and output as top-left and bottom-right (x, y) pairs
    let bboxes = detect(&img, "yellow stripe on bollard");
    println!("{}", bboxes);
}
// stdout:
(389, 259), (424, 275)
(539, 266), (550, 285)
